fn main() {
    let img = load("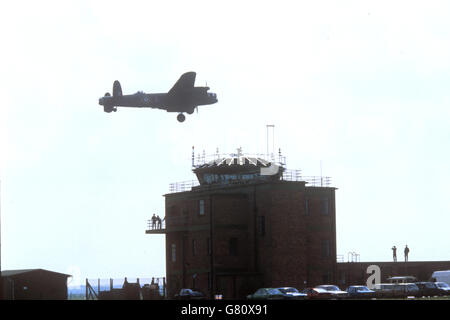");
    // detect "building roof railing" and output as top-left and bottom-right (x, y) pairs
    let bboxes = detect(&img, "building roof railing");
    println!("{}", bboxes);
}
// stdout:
(163, 149), (333, 193)
(192, 150), (286, 168)
(191, 150), (286, 168)
(169, 180), (200, 193)
(168, 170), (332, 193)
(282, 169), (332, 187)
